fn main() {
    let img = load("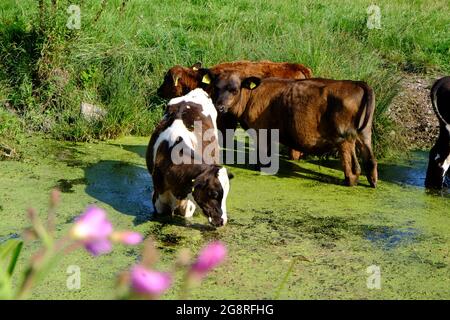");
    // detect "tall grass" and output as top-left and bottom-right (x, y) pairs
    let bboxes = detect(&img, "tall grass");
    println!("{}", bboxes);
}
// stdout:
(0, 0), (449, 155)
